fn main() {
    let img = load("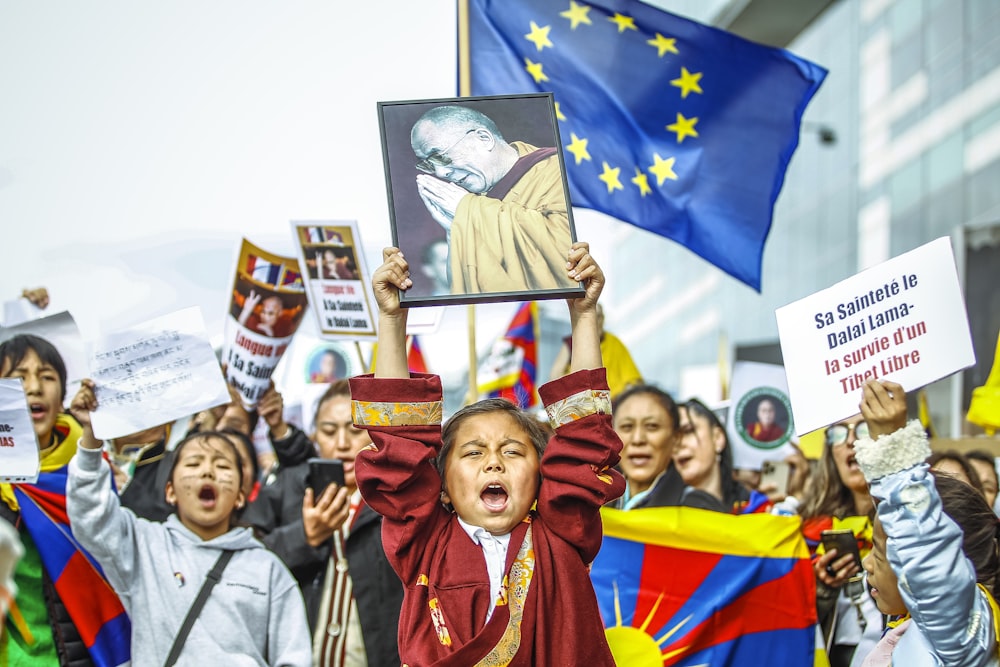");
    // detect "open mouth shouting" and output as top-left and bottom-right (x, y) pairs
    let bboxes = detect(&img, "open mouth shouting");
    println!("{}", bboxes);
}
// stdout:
(198, 484), (218, 509)
(481, 482), (509, 512)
